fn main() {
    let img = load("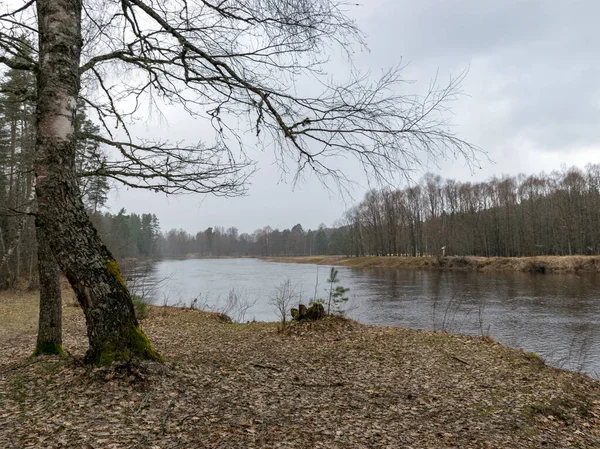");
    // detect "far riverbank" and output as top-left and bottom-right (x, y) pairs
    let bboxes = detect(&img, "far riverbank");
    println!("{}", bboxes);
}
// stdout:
(263, 255), (600, 274)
